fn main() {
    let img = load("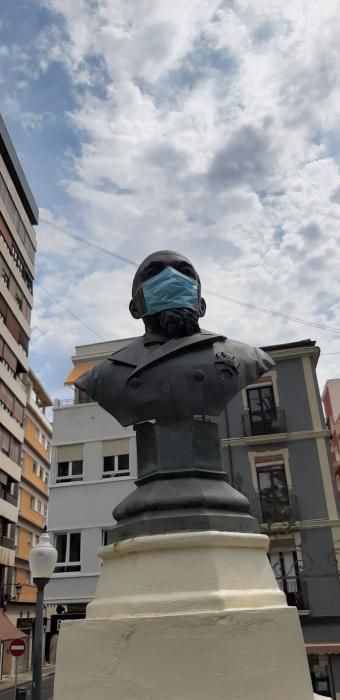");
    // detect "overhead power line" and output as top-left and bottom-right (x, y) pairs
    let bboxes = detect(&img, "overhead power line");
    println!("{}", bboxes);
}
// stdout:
(206, 291), (340, 335)
(39, 218), (137, 267)
(40, 217), (340, 336)
(35, 281), (105, 341)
